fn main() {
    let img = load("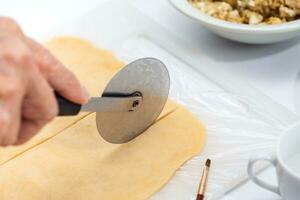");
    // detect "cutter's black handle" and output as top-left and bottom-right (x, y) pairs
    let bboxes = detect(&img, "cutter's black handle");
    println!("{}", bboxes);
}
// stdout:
(55, 92), (82, 116)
